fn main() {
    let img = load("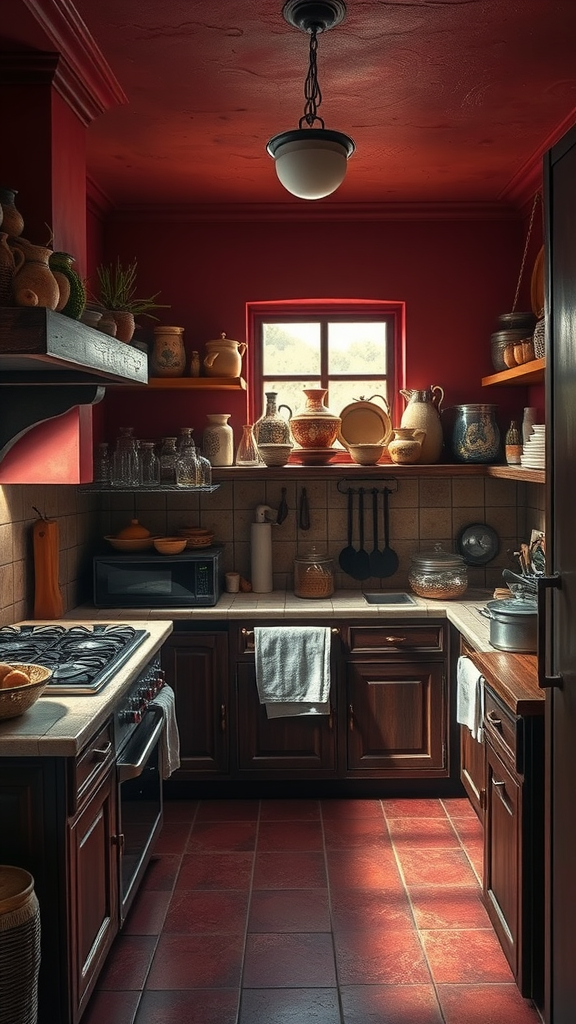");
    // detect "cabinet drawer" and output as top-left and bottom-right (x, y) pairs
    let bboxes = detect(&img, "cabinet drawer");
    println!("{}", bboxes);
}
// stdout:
(71, 720), (114, 814)
(484, 688), (523, 772)
(346, 624), (444, 654)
